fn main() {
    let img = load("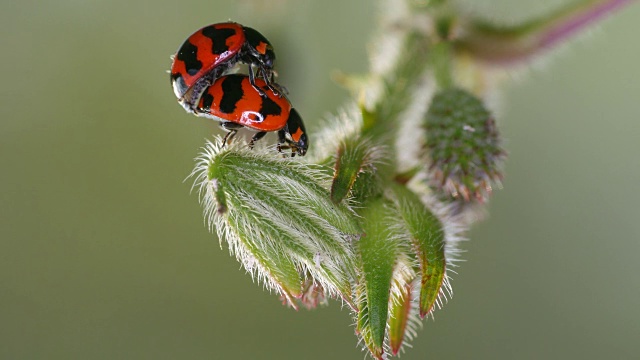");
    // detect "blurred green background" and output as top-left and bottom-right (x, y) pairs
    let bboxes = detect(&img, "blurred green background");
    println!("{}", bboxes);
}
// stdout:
(1, 0), (639, 359)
